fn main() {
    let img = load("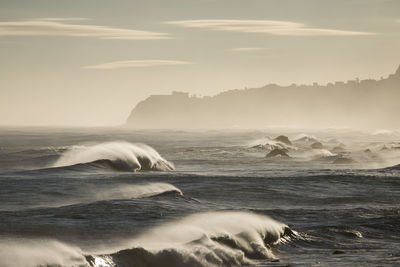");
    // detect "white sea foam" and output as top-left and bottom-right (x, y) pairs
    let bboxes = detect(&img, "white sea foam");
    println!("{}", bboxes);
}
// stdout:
(0, 239), (86, 267)
(131, 211), (287, 250)
(292, 134), (320, 143)
(53, 141), (174, 171)
(249, 137), (294, 151)
(301, 149), (336, 158)
(0, 212), (293, 267)
(89, 211), (294, 267)
(372, 129), (400, 137)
